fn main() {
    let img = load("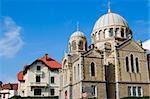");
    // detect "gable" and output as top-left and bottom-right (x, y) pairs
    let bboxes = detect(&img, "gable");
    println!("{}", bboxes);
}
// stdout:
(117, 40), (145, 52)
(82, 49), (103, 58)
